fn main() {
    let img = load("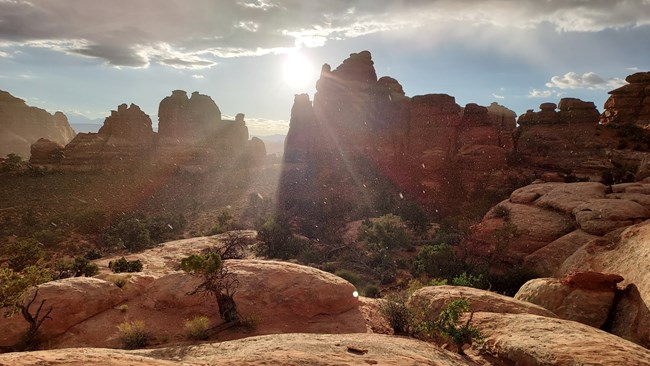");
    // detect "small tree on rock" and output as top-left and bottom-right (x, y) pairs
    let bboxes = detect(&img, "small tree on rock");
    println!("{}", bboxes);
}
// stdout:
(0, 265), (53, 351)
(180, 253), (240, 326)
